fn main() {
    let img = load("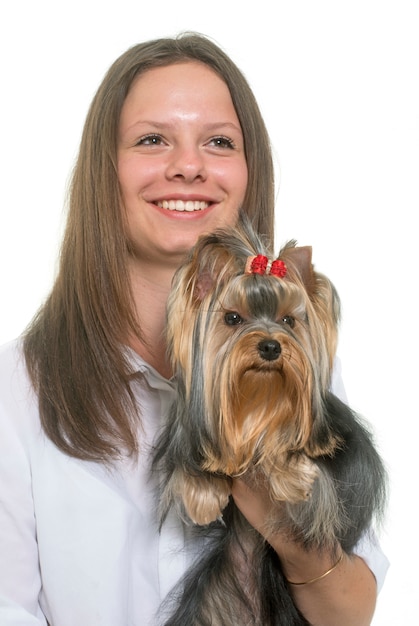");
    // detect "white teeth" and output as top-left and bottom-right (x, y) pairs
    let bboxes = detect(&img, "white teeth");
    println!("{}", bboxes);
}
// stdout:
(157, 200), (209, 212)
